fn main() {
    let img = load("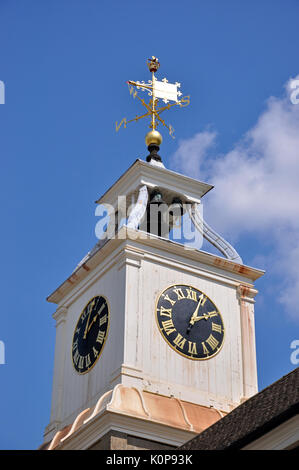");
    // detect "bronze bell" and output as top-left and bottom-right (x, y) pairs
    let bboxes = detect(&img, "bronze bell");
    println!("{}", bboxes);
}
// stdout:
(169, 197), (183, 231)
(146, 190), (169, 237)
